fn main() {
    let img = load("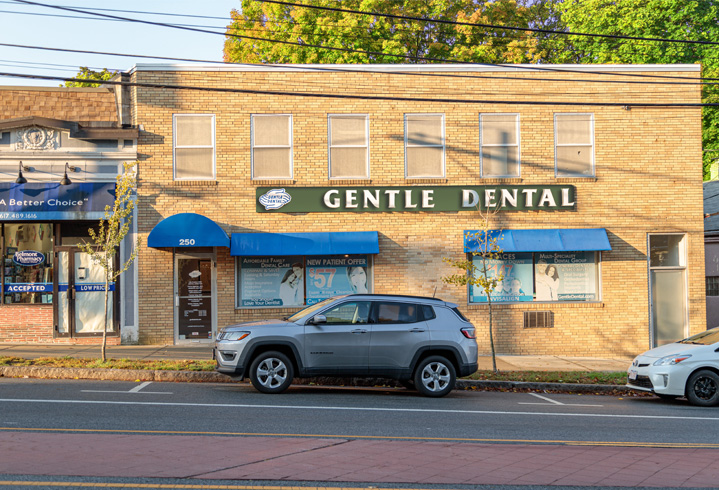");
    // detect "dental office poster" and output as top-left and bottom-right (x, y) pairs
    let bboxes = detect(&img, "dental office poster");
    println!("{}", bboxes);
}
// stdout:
(471, 253), (533, 303)
(538, 252), (596, 301)
(240, 256), (304, 307)
(305, 255), (369, 305)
